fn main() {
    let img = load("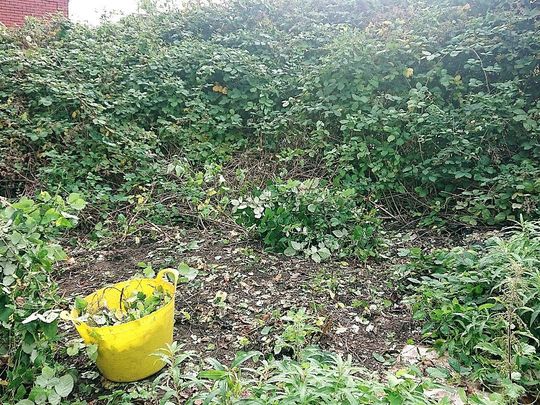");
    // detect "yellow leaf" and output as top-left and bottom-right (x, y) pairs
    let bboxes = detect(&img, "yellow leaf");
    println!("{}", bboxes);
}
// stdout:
(71, 110), (78, 119)
(404, 67), (414, 78)
(212, 83), (228, 94)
